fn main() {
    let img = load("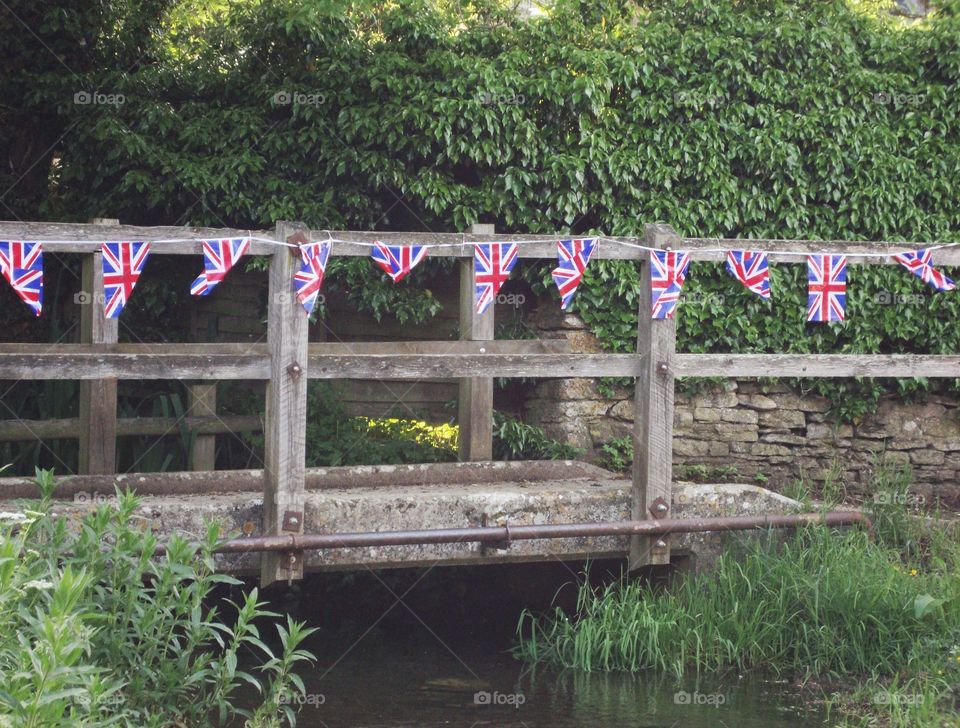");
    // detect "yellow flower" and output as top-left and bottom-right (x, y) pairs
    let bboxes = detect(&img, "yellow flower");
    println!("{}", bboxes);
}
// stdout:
(910, 569), (919, 576)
